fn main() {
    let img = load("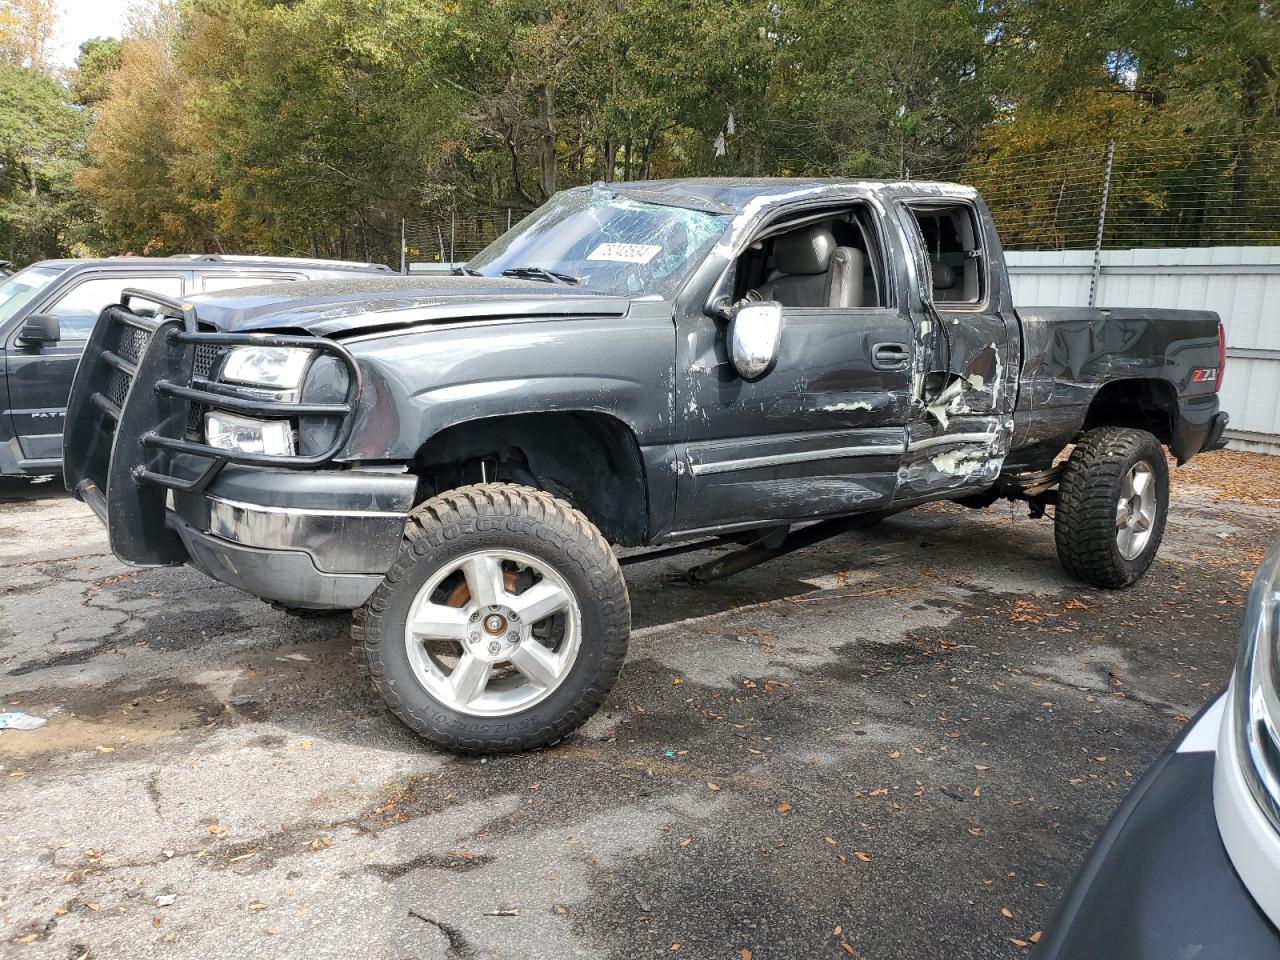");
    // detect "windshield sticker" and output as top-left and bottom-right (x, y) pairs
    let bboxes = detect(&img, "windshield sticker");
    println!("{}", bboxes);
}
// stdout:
(586, 242), (662, 264)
